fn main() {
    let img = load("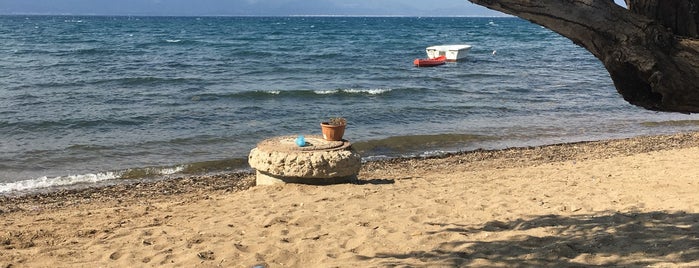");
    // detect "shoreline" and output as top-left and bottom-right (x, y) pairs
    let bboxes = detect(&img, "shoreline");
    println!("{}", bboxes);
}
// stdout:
(3, 131), (699, 207)
(2, 132), (699, 267)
